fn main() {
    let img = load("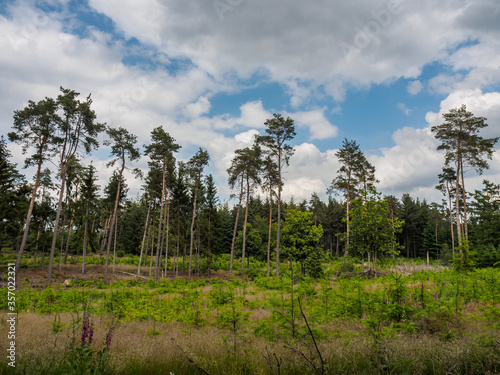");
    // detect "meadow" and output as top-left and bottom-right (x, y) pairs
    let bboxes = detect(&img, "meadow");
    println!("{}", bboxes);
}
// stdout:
(1, 254), (500, 374)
